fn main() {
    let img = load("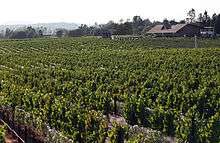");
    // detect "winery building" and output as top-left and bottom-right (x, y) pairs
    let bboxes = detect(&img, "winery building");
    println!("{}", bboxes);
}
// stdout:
(147, 23), (201, 37)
